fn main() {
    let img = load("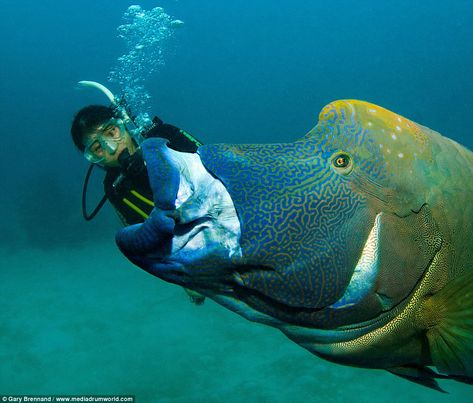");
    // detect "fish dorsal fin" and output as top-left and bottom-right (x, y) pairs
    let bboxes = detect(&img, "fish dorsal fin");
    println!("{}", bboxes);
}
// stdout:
(421, 269), (473, 377)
